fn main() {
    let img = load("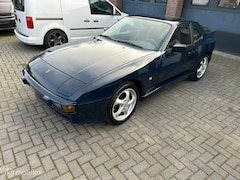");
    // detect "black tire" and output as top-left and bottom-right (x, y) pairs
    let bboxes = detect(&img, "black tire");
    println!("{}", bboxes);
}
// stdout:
(44, 29), (68, 48)
(189, 55), (209, 81)
(107, 82), (139, 125)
